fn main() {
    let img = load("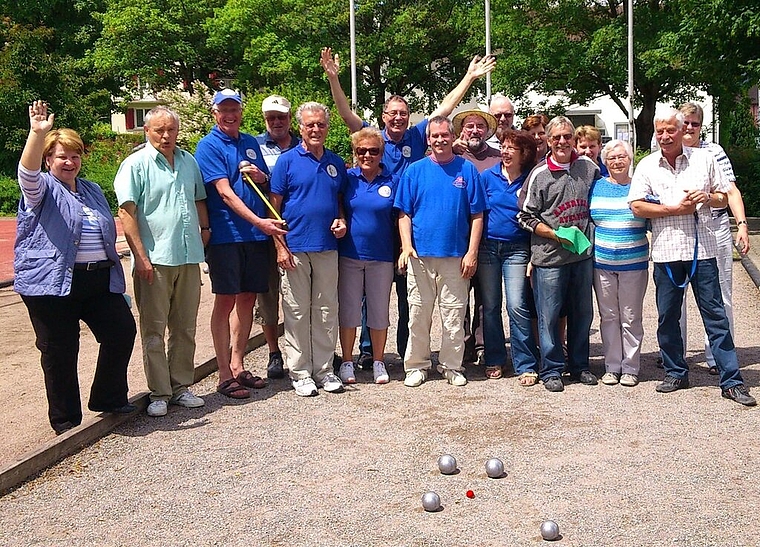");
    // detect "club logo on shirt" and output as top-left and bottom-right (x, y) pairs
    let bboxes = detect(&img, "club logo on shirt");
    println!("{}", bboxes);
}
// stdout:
(327, 164), (338, 177)
(452, 176), (466, 189)
(378, 185), (392, 198)
(246, 149), (258, 160)
(402, 146), (411, 158)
